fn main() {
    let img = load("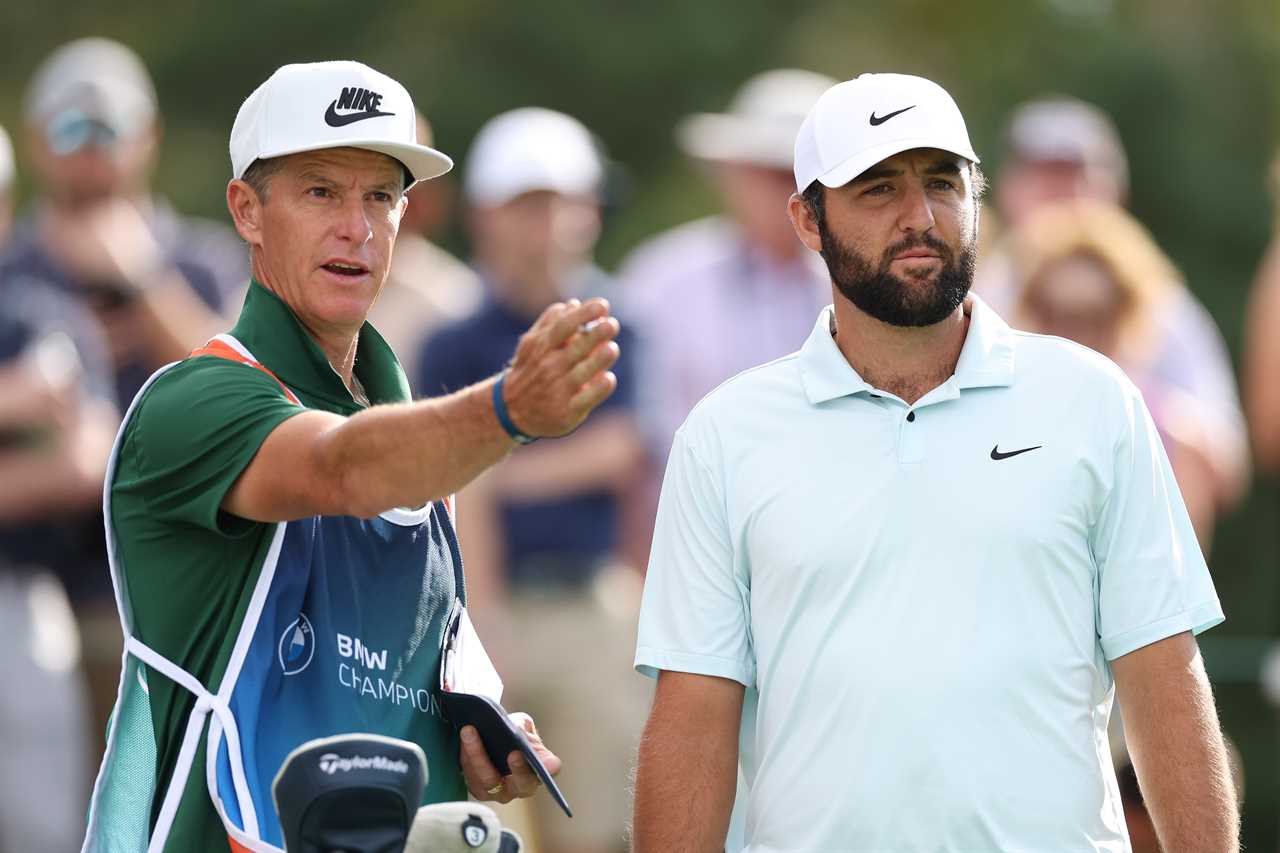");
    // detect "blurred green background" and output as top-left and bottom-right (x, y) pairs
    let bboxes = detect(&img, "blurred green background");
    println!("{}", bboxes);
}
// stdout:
(2, 0), (1278, 845)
